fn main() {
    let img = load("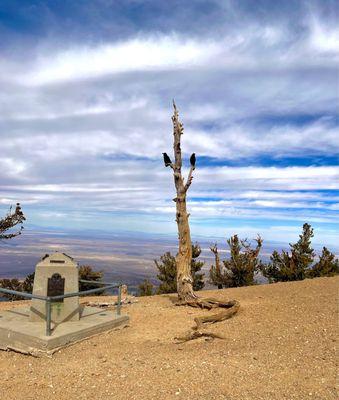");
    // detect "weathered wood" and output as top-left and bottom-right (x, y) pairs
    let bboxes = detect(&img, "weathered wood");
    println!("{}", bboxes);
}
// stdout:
(193, 299), (240, 329)
(175, 331), (225, 343)
(174, 299), (240, 342)
(164, 103), (240, 339)
(170, 102), (196, 302)
(210, 244), (224, 289)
